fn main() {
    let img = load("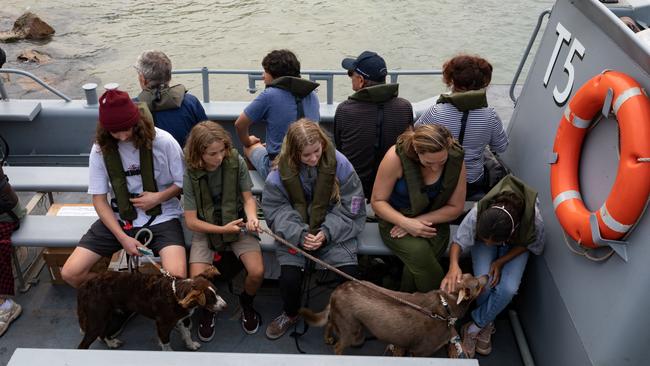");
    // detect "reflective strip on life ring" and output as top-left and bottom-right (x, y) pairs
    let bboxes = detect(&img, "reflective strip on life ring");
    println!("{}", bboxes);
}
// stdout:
(550, 71), (650, 249)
